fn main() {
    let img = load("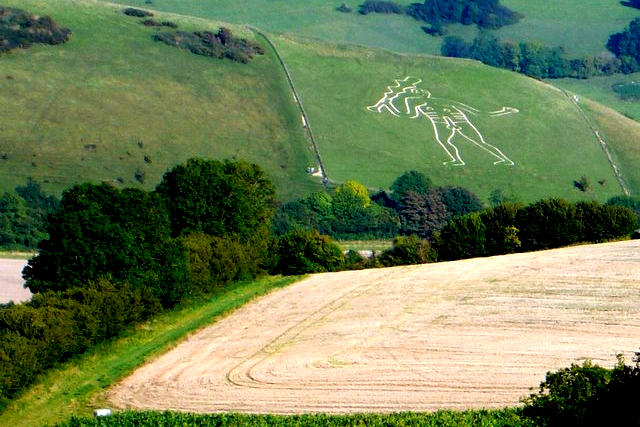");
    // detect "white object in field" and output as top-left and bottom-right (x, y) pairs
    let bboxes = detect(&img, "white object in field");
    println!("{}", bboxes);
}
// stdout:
(301, 115), (307, 127)
(94, 408), (112, 417)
